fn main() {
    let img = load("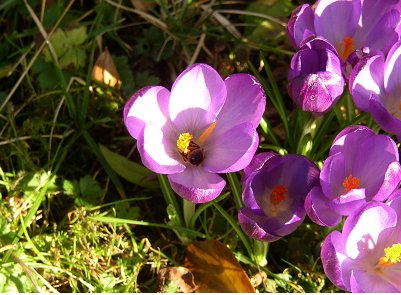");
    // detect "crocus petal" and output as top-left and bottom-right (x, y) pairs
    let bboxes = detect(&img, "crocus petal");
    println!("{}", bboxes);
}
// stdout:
(124, 86), (170, 139)
(314, 0), (360, 47)
(349, 54), (384, 112)
(238, 208), (282, 242)
(216, 73), (266, 133)
(328, 189), (368, 216)
(321, 231), (347, 291)
(384, 40), (401, 93)
(330, 125), (375, 156)
(168, 168), (226, 203)
(304, 186), (342, 227)
(368, 94), (401, 140)
(241, 152), (280, 210)
(343, 202), (397, 260)
(358, 8), (401, 54)
(320, 152), (348, 199)
(351, 269), (400, 293)
(387, 188), (401, 202)
(172, 107), (217, 139)
(352, 135), (400, 200)
(137, 121), (185, 174)
(243, 152), (277, 183)
(287, 4), (315, 48)
(272, 205), (305, 237)
(289, 71), (344, 114)
(203, 123), (258, 173)
(169, 64), (226, 124)
(380, 268), (401, 291)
